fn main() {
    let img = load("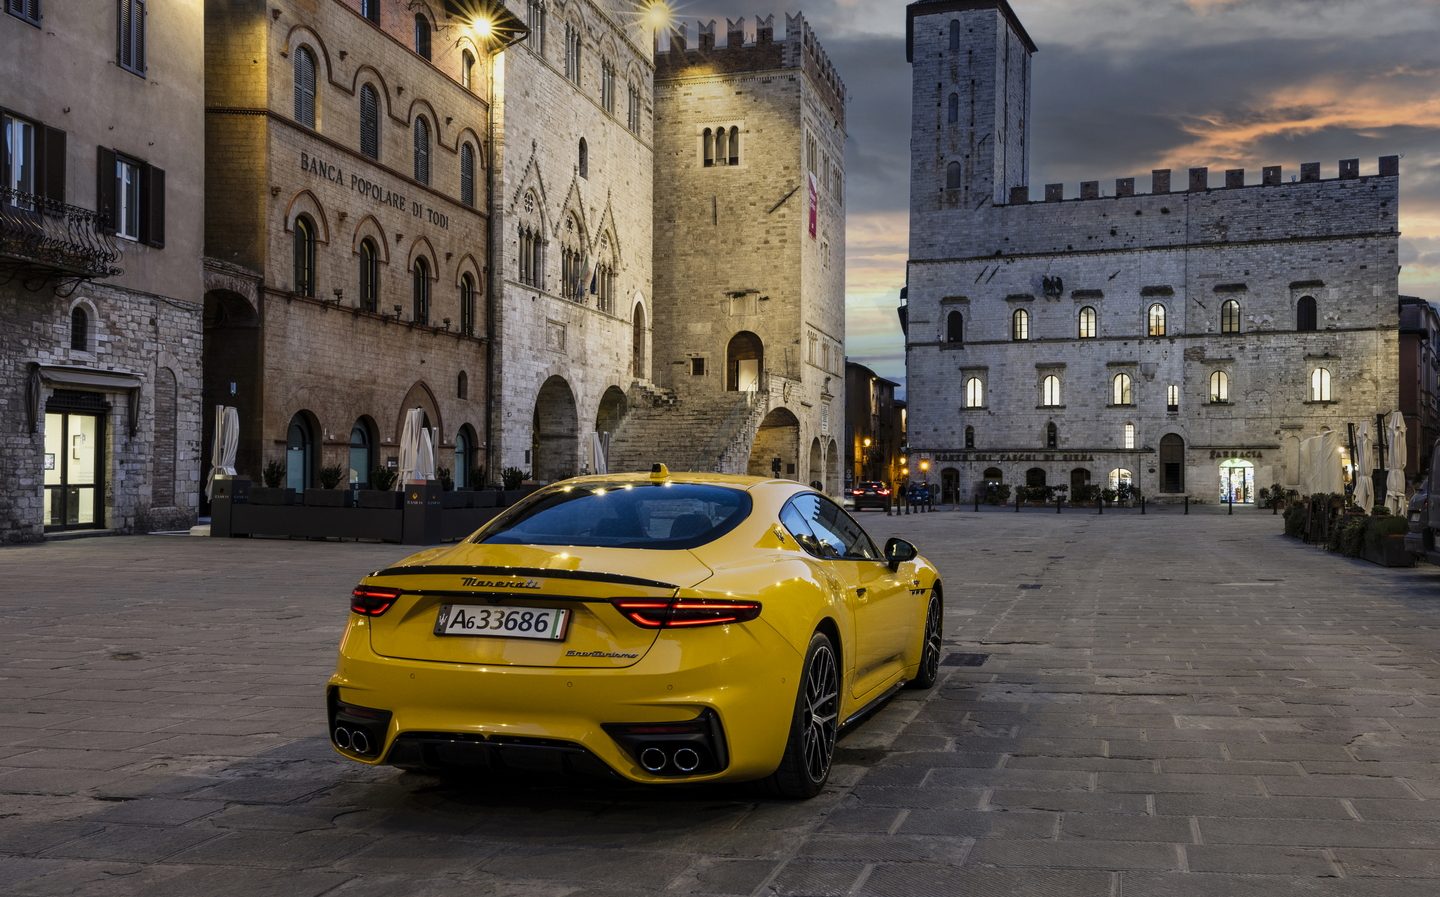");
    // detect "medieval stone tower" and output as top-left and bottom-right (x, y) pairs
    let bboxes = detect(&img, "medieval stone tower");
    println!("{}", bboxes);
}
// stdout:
(608, 14), (846, 488)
